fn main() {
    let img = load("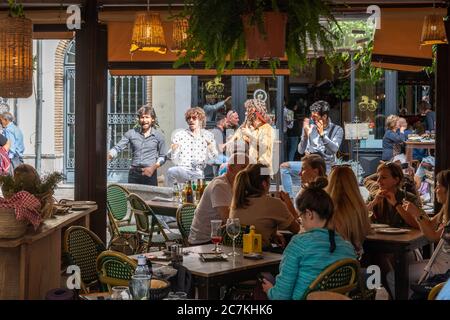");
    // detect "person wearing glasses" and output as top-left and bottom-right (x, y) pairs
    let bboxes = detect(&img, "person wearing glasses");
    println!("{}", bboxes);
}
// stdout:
(166, 107), (218, 187)
(280, 100), (343, 198)
(261, 177), (356, 300)
(107, 105), (166, 186)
